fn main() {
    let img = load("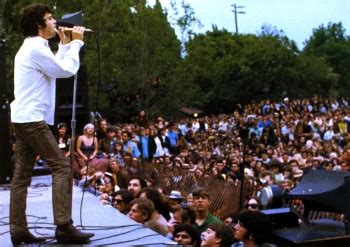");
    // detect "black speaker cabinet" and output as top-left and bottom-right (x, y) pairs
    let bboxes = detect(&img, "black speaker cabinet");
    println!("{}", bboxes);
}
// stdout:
(0, 38), (7, 101)
(262, 207), (299, 229)
(55, 65), (90, 135)
(0, 39), (12, 184)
